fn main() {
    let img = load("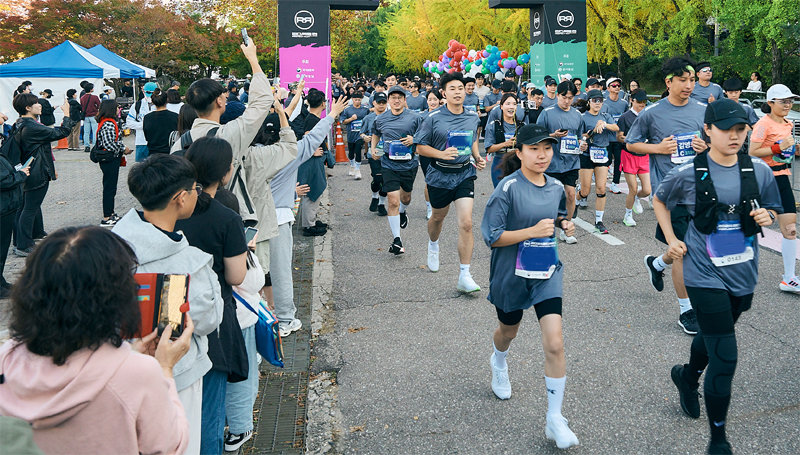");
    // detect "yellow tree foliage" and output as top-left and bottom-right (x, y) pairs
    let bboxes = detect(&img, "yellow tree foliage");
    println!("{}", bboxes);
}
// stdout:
(586, 0), (650, 64)
(381, 0), (529, 72)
